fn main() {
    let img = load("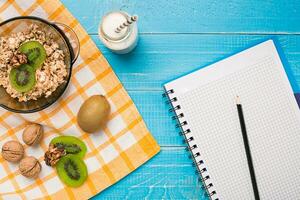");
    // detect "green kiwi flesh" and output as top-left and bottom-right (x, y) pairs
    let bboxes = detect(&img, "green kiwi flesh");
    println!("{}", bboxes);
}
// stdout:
(9, 64), (36, 93)
(19, 41), (46, 69)
(50, 136), (87, 158)
(56, 155), (88, 187)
